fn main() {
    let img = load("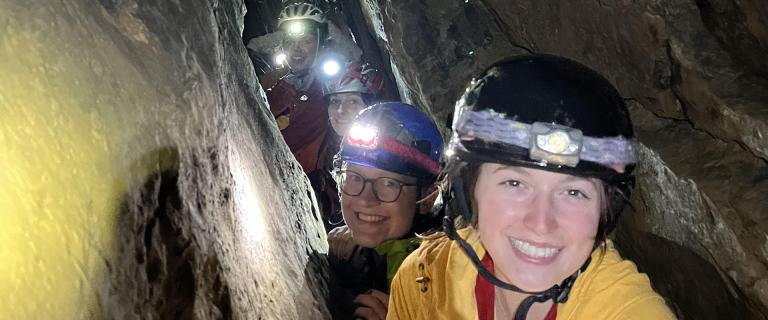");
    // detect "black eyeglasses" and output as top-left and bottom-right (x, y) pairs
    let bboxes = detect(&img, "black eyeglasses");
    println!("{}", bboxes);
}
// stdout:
(338, 170), (417, 203)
